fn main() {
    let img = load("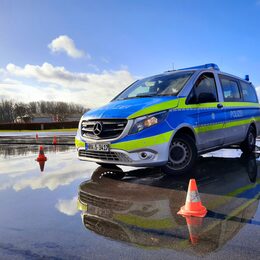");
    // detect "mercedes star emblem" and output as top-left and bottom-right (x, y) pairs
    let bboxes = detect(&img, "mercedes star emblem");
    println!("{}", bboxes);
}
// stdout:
(93, 122), (103, 136)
